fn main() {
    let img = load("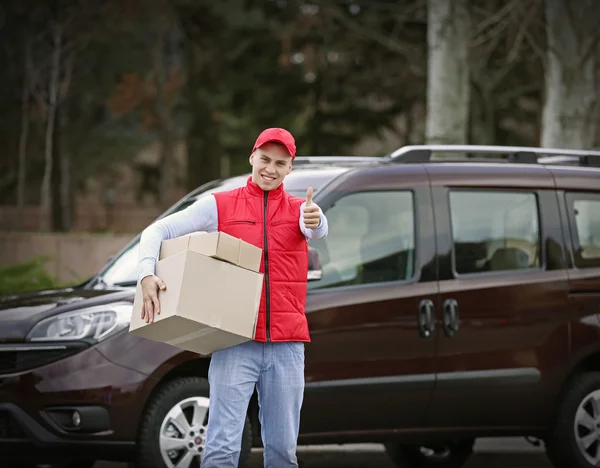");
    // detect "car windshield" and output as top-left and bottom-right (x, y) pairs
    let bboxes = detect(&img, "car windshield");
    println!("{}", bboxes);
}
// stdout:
(91, 167), (348, 288)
